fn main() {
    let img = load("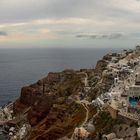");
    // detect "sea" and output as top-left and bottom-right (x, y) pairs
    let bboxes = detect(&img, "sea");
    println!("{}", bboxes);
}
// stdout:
(0, 47), (125, 106)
